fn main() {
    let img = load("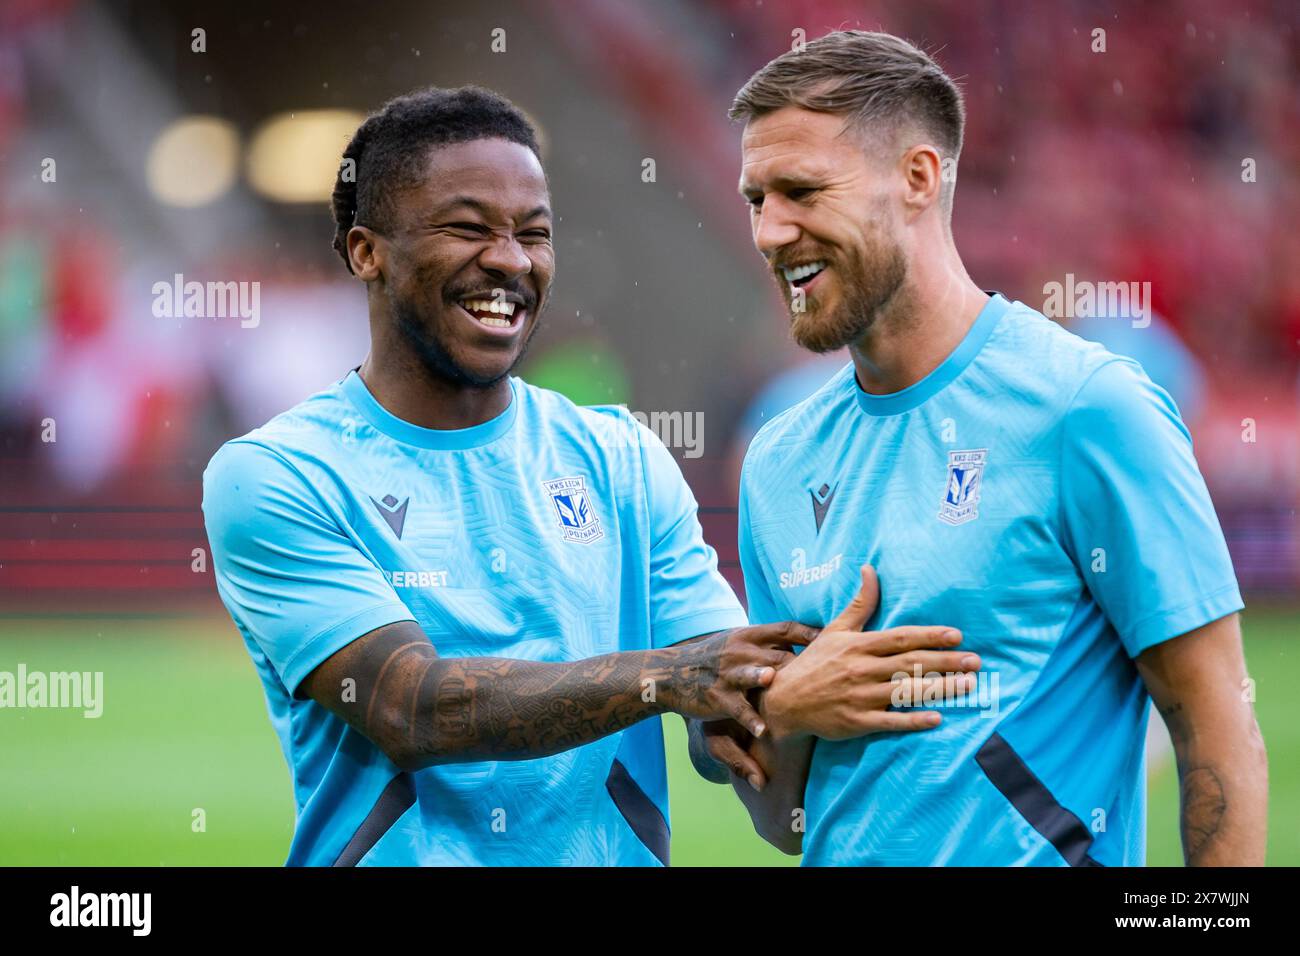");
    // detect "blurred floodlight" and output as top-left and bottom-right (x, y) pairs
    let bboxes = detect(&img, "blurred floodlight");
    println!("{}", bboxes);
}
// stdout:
(146, 116), (240, 208)
(246, 110), (364, 203)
